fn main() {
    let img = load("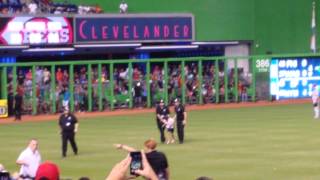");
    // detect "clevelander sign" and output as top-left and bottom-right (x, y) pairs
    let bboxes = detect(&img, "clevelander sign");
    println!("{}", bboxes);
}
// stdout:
(74, 14), (194, 43)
